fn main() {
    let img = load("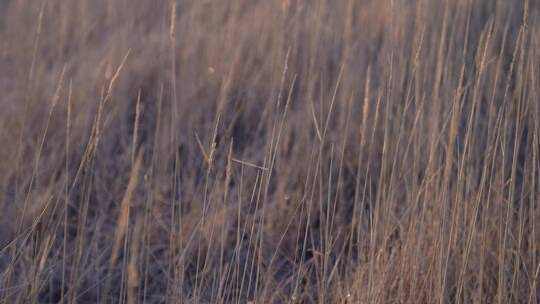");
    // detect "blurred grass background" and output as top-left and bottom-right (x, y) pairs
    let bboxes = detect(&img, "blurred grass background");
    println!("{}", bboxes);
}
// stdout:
(1, 0), (540, 303)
